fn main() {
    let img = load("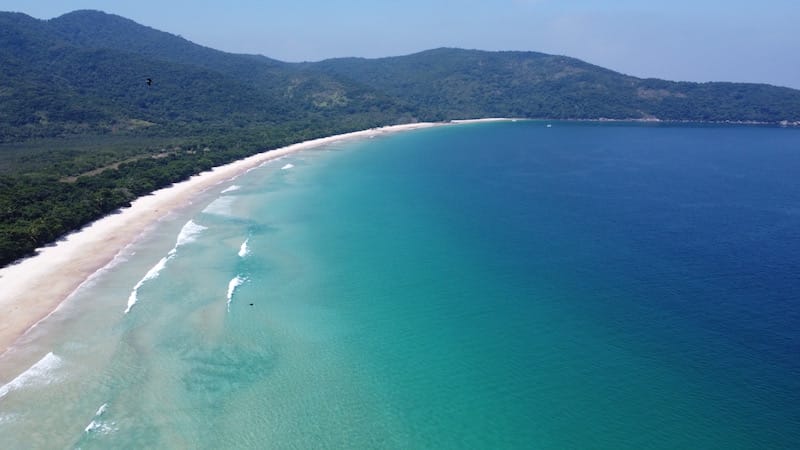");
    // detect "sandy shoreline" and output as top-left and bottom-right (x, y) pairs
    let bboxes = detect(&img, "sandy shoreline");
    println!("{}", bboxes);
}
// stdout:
(1, 120), (499, 354)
